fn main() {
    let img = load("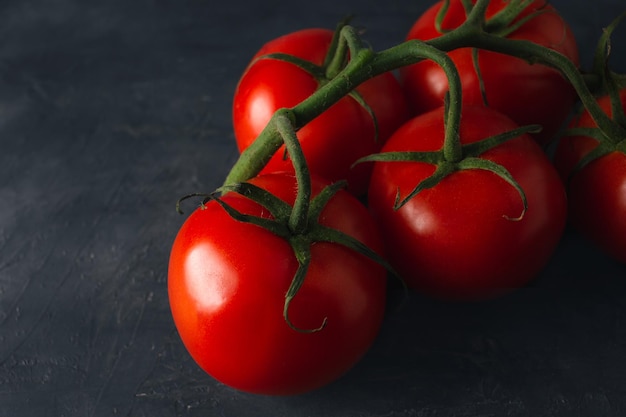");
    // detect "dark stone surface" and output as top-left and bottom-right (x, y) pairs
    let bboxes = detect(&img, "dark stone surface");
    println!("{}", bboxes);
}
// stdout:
(1, 0), (625, 416)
